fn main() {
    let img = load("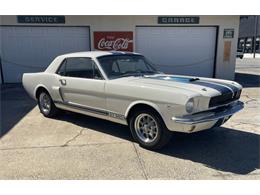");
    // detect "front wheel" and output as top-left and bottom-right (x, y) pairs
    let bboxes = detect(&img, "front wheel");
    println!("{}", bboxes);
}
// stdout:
(38, 91), (59, 117)
(129, 109), (172, 150)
